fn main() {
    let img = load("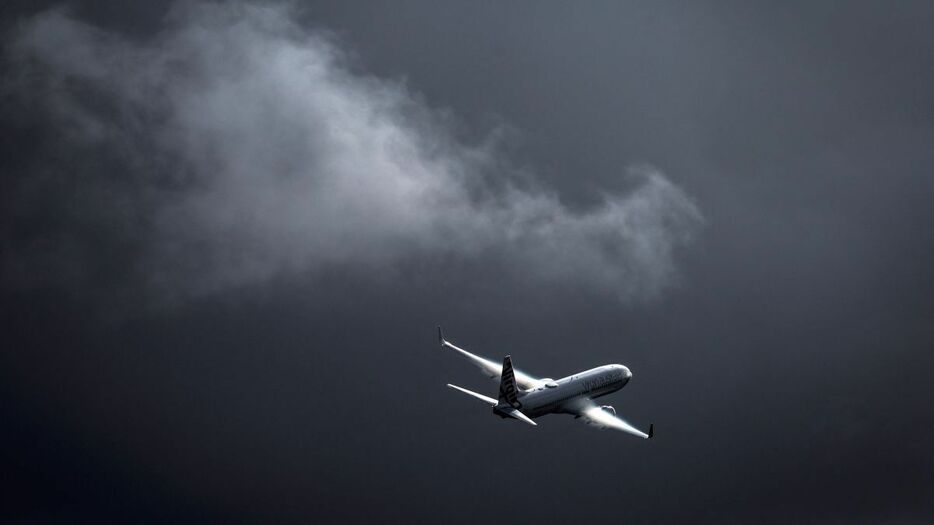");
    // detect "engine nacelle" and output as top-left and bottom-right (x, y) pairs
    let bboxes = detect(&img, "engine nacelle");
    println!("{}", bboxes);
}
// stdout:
(600, 405), (616, 416)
